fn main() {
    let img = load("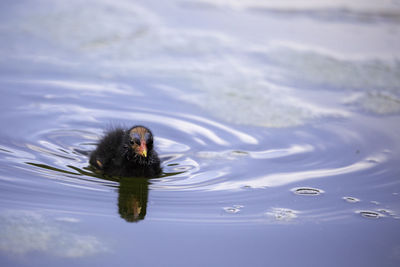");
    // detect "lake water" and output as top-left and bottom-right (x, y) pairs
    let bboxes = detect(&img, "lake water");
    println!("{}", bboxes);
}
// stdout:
(1, 0), (400, 266)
